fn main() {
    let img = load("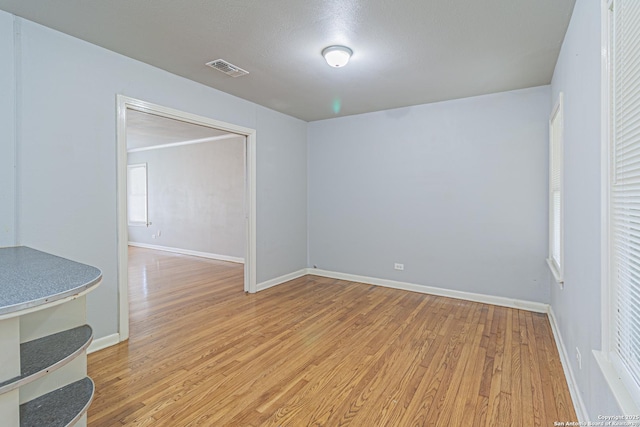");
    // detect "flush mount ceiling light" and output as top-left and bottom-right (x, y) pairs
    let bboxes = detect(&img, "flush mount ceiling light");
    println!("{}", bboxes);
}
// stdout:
(322, 45), (353, 68)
